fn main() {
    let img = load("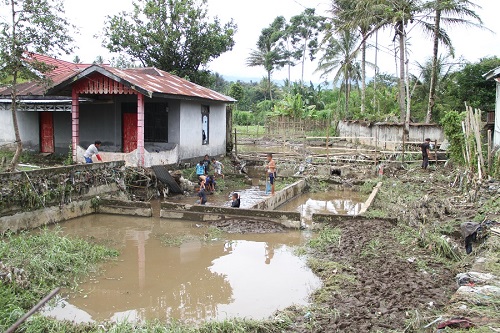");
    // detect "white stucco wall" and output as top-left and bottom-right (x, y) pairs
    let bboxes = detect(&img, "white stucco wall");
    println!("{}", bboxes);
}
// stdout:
(338, 121), (445, 149)
(0, 108), (40, 150)
(178, 101), (226, 160)
(76, 145), (178, 167)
